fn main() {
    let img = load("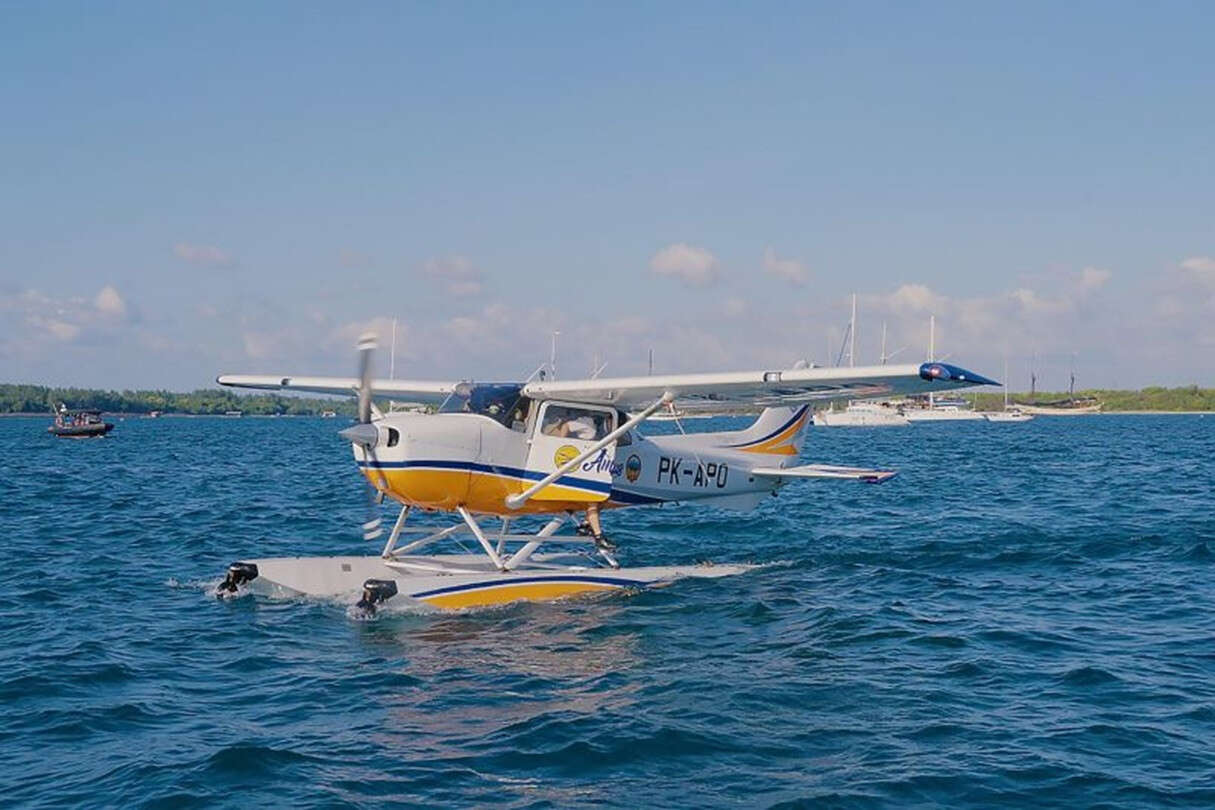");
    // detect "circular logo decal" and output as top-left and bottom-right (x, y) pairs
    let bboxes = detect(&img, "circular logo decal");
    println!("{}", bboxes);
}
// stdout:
(625, 454), (642, 483)
(553, 444), (579, 468)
